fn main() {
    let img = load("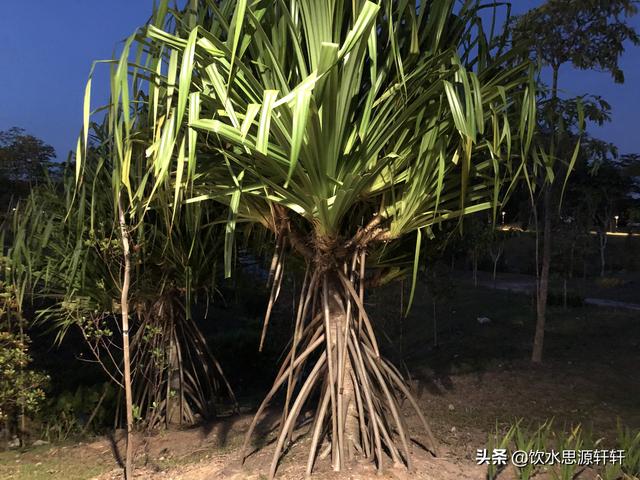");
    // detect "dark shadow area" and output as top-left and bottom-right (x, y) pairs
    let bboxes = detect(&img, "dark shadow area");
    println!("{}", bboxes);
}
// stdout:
(106, 431), (124, 469)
